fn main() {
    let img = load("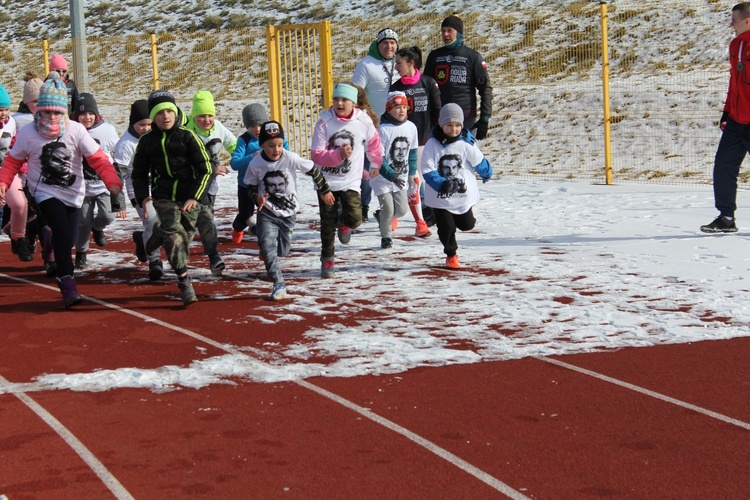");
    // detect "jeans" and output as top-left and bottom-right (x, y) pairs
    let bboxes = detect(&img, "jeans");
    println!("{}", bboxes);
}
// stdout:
(256, 210), (295, 285)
